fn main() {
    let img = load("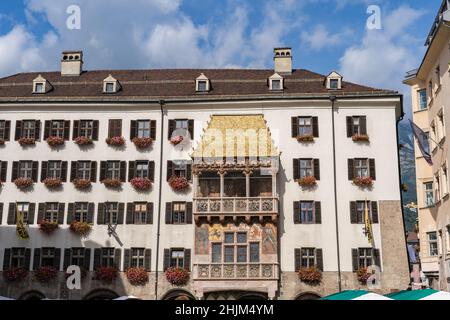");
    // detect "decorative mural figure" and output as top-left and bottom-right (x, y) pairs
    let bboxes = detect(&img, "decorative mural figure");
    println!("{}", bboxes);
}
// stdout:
(262, 224), (277, 254)
(195, 226), (209, 255)
(249, 224), (262, 240)
(208, 224), (222, 242)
